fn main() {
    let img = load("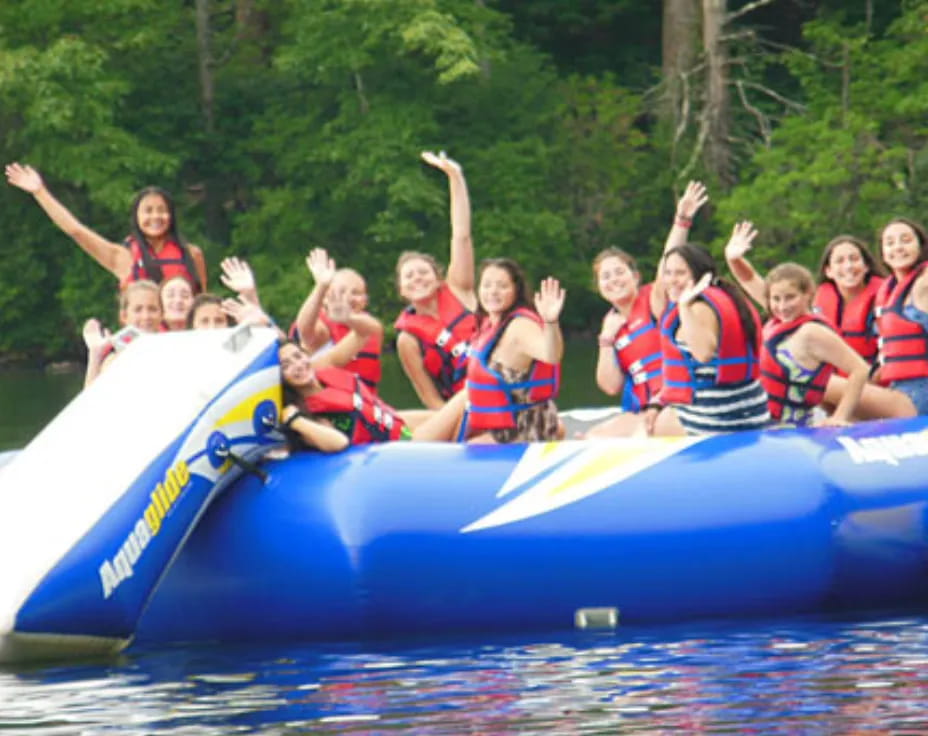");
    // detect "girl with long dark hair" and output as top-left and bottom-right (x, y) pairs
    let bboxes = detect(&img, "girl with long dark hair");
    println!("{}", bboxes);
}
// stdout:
(5, 163), (206, 291)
